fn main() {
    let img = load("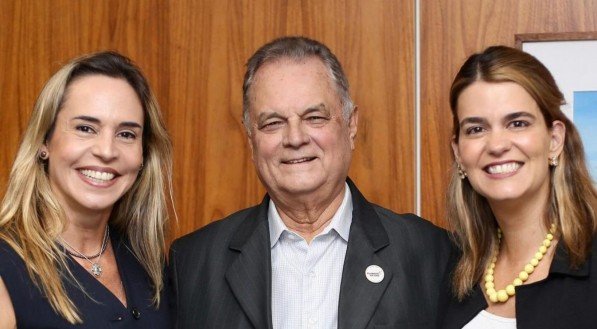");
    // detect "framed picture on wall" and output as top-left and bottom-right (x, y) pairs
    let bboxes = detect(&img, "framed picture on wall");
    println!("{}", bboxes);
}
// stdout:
(516, 32), (597, 181)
